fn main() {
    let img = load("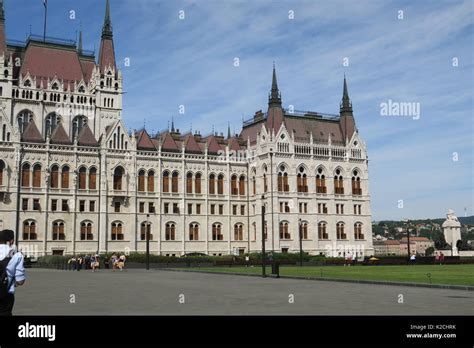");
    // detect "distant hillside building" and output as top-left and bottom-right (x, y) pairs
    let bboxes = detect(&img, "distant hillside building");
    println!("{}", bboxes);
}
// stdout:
(0, 1), (373, 257)
(373, 240), (400, 256)
(400, 237), (434, 256)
